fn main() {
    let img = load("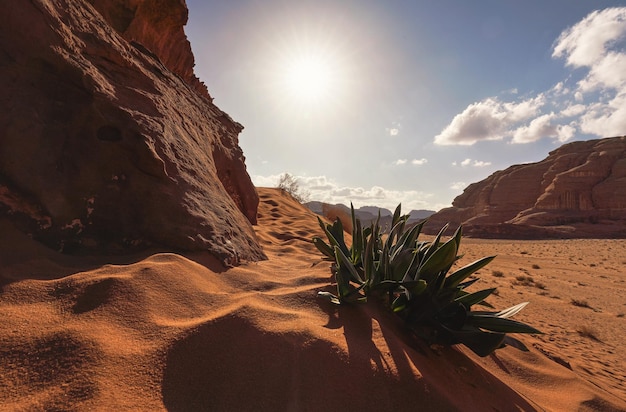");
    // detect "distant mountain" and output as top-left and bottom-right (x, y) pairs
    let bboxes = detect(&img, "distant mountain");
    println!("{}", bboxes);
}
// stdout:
(424, 136), (626, 239)
(407, 209), (435, 221)
(305, 201), (435, 229)
(358, 206), (392, 217)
